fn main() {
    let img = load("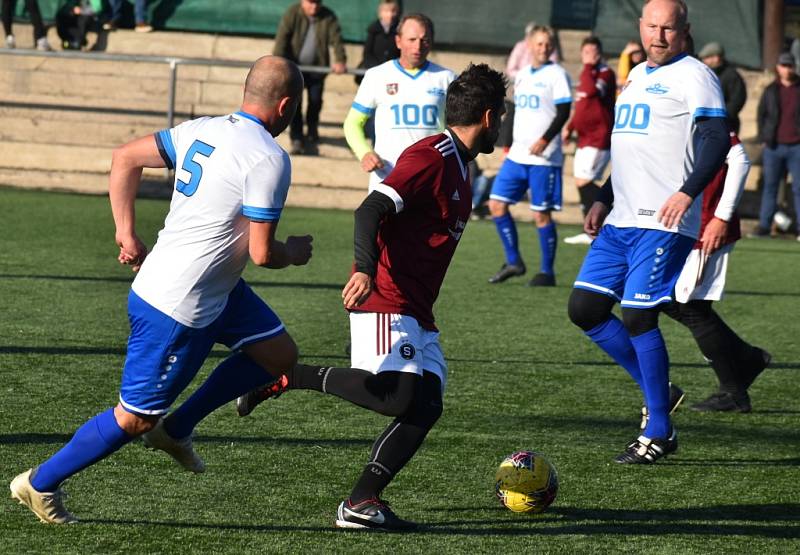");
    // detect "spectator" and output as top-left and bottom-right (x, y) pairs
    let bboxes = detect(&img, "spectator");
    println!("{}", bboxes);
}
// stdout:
(356, 0), (400, 141)
(103, 0), (151, 32)
(562, 36), (615, 245)
(698, 42), (746, 133)
(753, 52), (800, 239)
(274, 0), (347, 156)
(2, 0), (52, 50)
(56, 0), (101, 50)
(616, 40), (645, 92)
